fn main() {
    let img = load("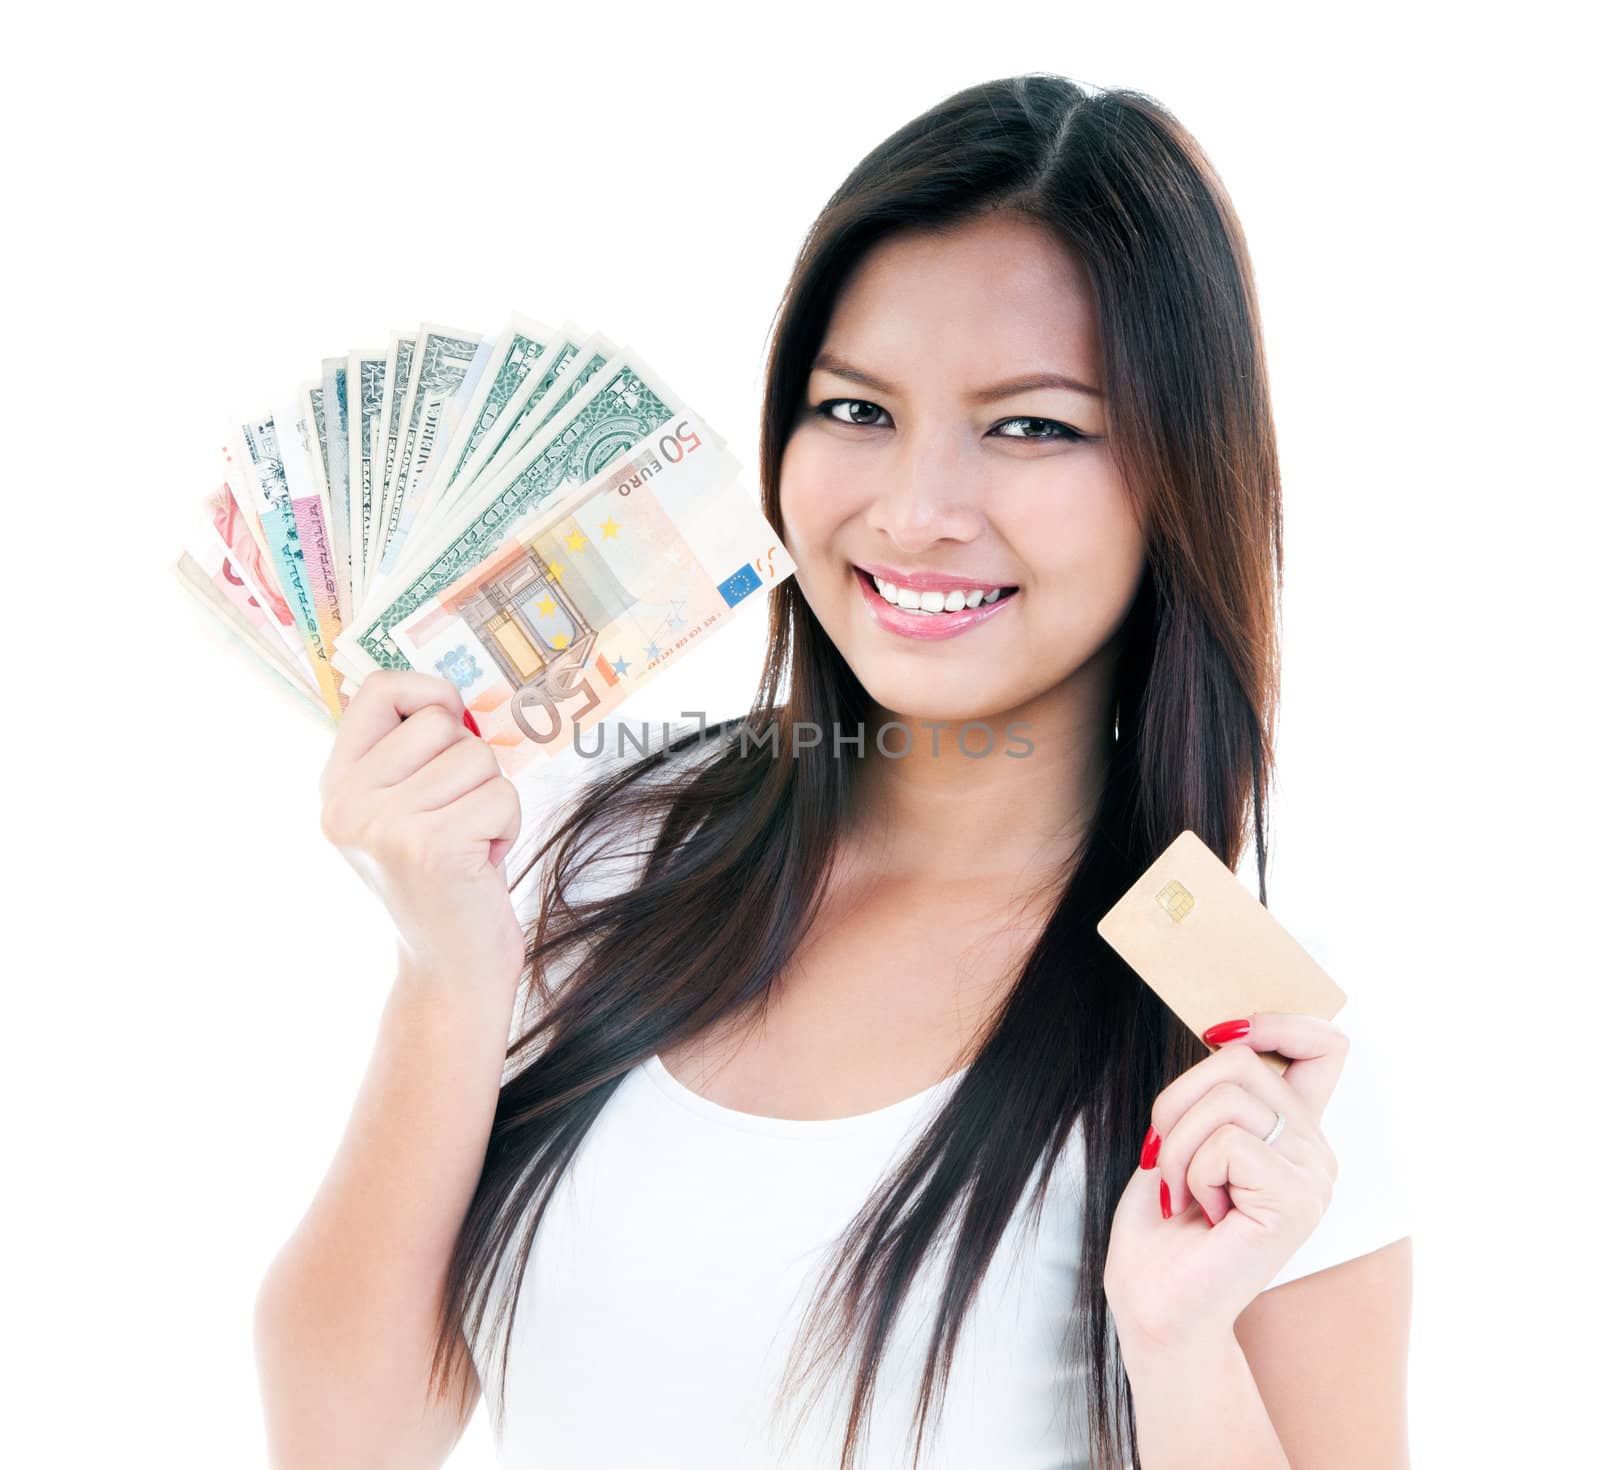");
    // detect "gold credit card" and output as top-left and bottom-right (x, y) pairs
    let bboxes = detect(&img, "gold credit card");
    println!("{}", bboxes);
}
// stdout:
(1095, 830), (1347, 1076)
